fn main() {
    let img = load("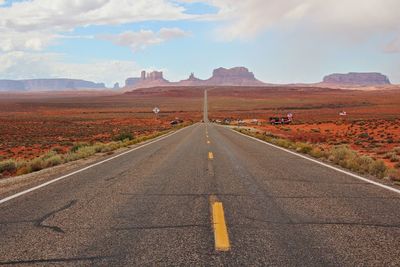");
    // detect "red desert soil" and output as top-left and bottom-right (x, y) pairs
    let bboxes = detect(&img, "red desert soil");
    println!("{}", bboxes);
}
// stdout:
(207, 86), (400, 169)
(1, 86), (399, 171)
(0, 89), (203, 161)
